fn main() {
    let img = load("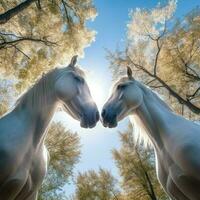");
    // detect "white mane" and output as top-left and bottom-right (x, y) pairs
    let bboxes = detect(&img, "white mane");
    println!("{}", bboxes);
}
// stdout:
(129, 81), (172, 147)
(130, 114), (152, 147)
(15, 69), (60, 112)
